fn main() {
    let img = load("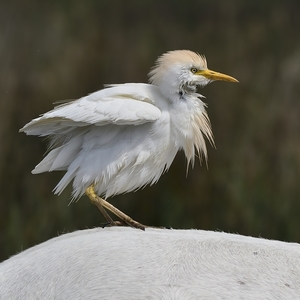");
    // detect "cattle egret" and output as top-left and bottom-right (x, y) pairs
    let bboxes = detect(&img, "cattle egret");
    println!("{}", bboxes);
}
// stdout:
(20, 50), (238, 230)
